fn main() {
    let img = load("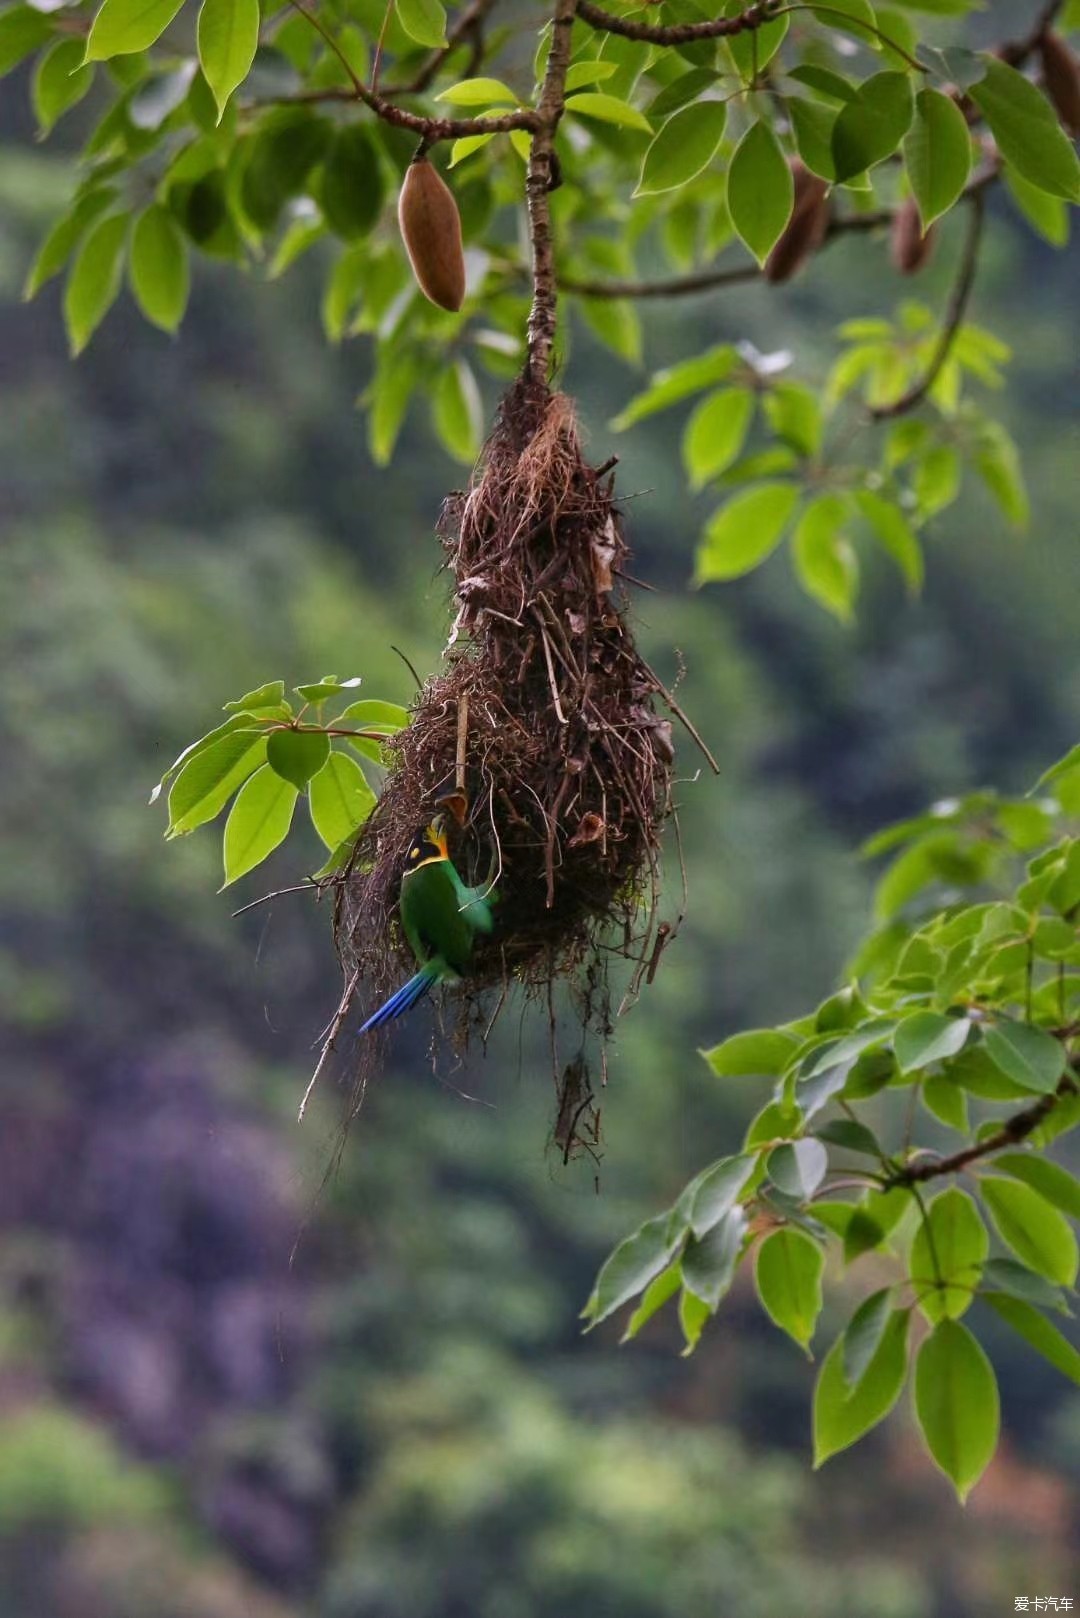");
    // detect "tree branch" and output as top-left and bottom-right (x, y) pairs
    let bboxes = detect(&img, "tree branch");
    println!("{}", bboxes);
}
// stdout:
(558, 208), (891, 299)
(525, 0), (578, 384)
(883, 1070), (1078, 1188)
(577, 0), (775, 46)
(388, 0), (502, 96)
(869, 190), (985, 421)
